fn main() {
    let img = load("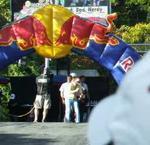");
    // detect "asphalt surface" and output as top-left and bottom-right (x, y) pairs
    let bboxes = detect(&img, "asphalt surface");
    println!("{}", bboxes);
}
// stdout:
(0, 122), (89, 145)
